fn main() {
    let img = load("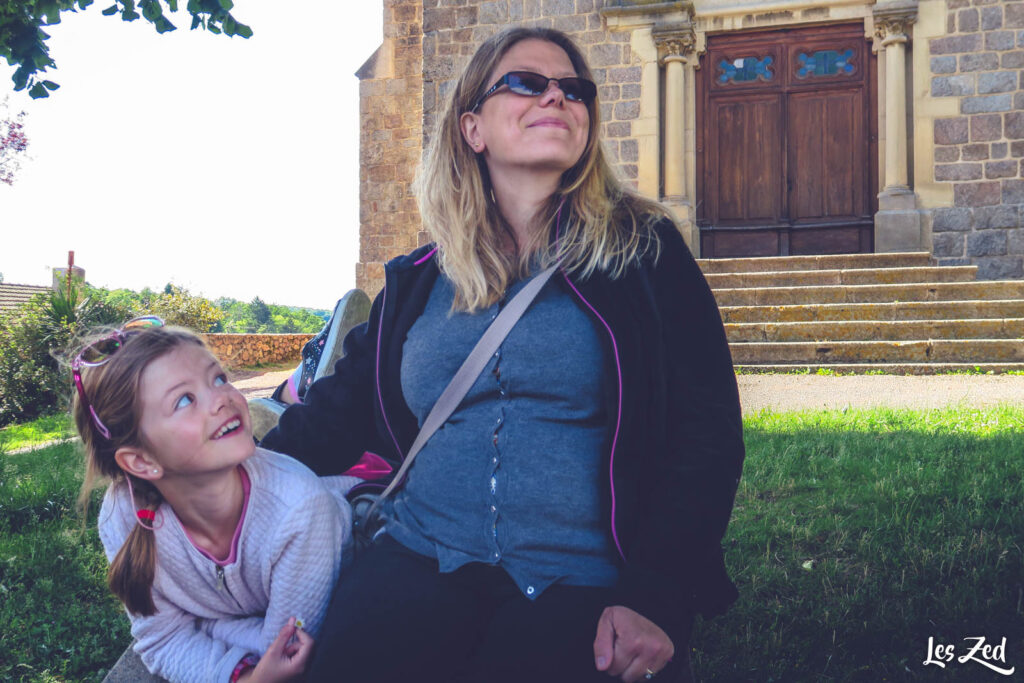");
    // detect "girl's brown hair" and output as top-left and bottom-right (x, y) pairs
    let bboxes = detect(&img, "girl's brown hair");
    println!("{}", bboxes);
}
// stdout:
(415, 26), (672, 312)
(73, 326), (205, 616)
